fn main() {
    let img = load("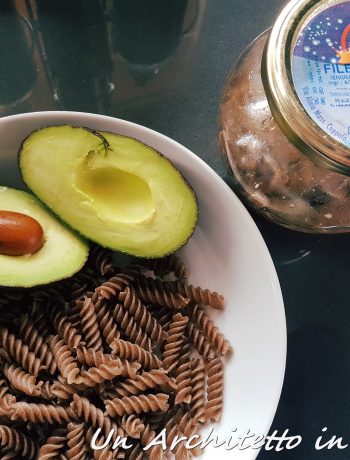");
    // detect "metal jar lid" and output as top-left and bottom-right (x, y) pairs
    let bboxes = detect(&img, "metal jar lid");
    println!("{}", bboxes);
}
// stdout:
(262, 0), (350, 175)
